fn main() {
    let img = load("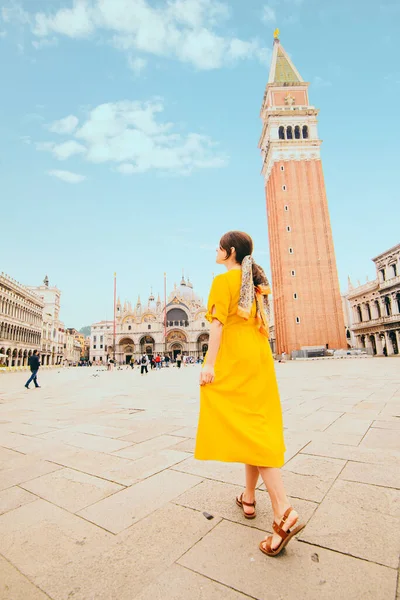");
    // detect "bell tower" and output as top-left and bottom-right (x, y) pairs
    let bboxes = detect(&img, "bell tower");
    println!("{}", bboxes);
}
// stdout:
(259, 32), (346, 354)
